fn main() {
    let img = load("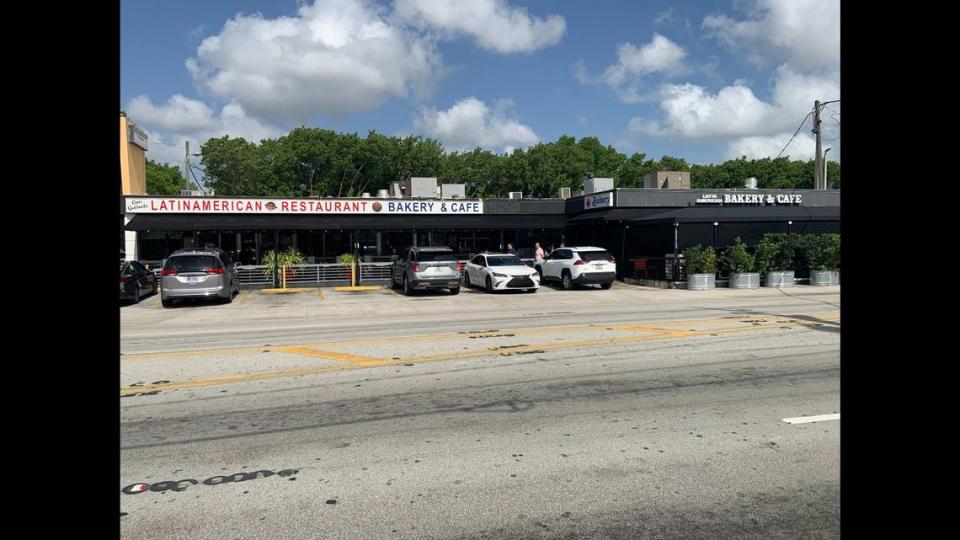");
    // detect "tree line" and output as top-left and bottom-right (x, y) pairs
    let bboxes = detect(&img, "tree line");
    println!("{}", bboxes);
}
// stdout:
(145, 127), (840, 197)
